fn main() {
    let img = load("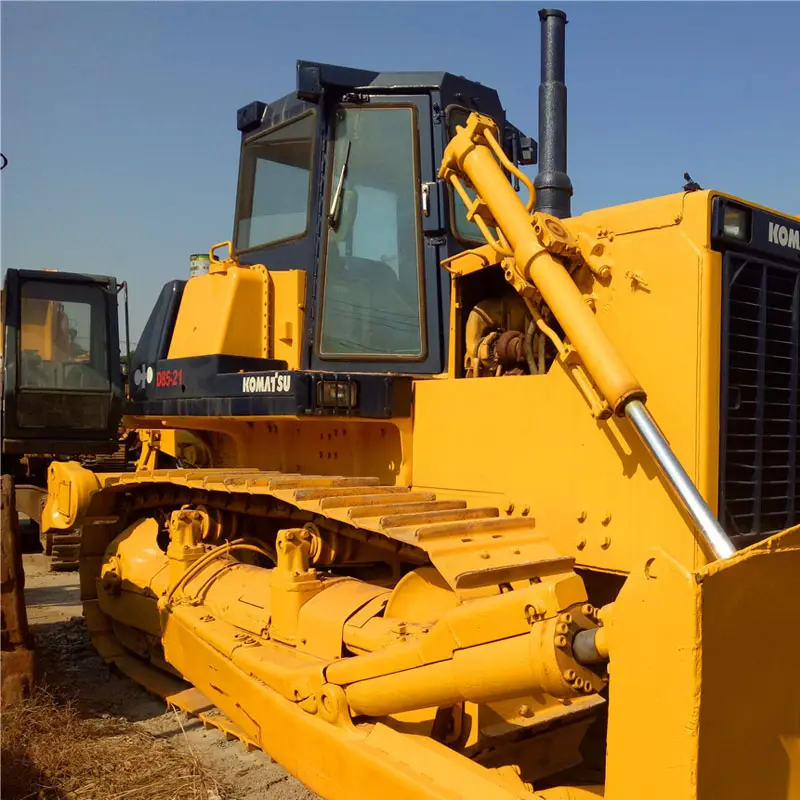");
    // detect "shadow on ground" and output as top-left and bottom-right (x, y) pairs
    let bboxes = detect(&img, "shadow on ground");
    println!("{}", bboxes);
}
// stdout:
(31, 617), (171, 725)
(25, 583), (82, 608)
